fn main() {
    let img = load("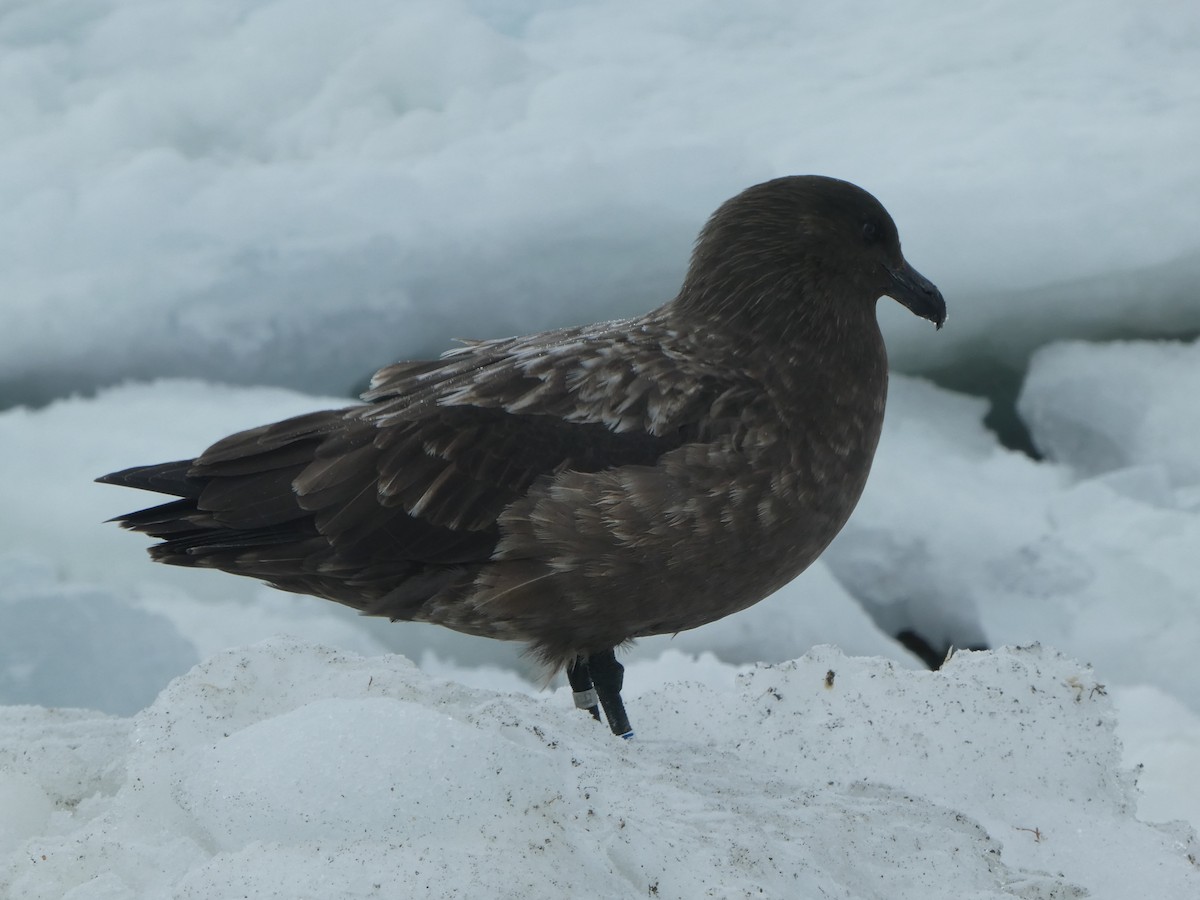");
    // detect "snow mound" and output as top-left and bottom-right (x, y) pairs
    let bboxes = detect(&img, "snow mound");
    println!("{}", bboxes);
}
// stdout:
(1019, 337), (1200, 487)
(1, 639), (1195, 899)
